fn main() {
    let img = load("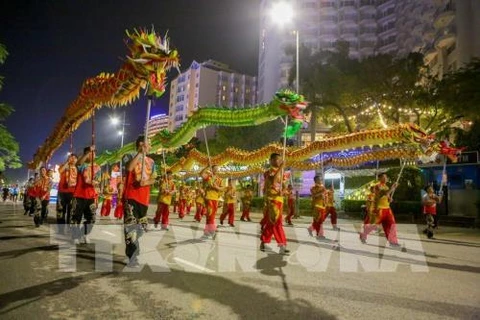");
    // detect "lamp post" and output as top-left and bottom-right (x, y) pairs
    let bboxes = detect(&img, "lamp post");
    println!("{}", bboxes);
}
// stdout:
(111, 110), (127, 178)
(271, 1), (302, 148)
(270, 1), (299, 93)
